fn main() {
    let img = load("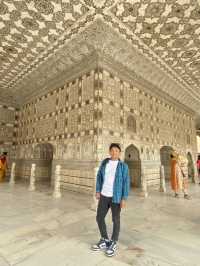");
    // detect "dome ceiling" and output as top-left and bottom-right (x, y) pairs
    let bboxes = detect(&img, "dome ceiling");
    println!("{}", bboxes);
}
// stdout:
(0, 0), (200, 115)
